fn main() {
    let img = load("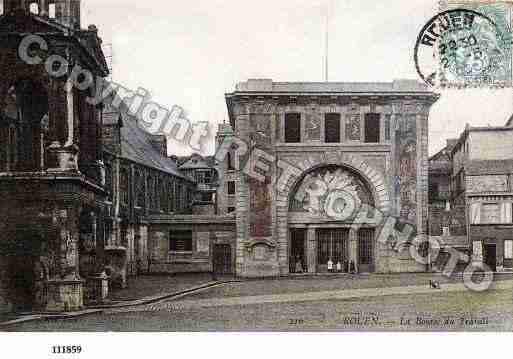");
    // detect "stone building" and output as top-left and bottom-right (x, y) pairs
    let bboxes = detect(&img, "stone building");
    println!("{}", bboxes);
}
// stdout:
(101, 98), (196, 284)
(224, 79), (439, 278)
(428, 139), (468, 271)
(0, 0), (110, 312)
(449, 123), (513, 272)
(145, 125), (236, 276)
